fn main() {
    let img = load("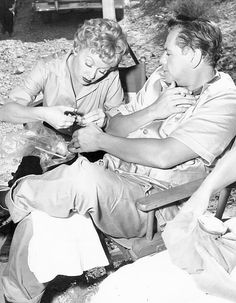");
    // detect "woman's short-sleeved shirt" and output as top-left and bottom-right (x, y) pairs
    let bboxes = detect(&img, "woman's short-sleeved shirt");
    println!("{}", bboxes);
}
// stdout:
(9, 51), (124, 117)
